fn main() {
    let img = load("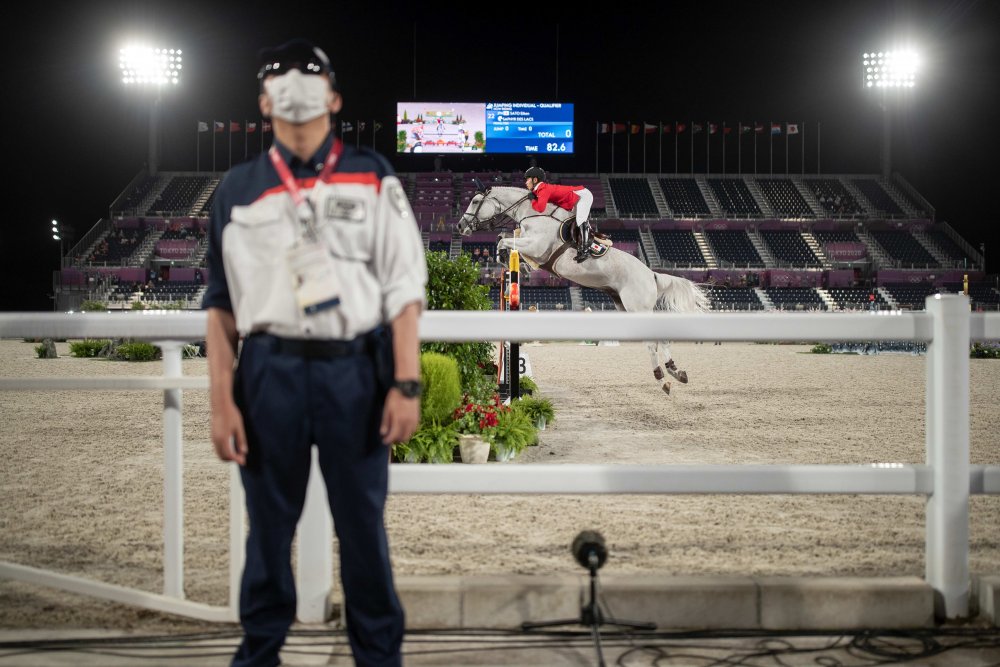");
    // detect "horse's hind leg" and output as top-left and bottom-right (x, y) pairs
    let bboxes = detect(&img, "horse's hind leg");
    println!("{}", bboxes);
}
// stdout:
(664, 350), (689, 384)
(647, 342), (671, 395)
